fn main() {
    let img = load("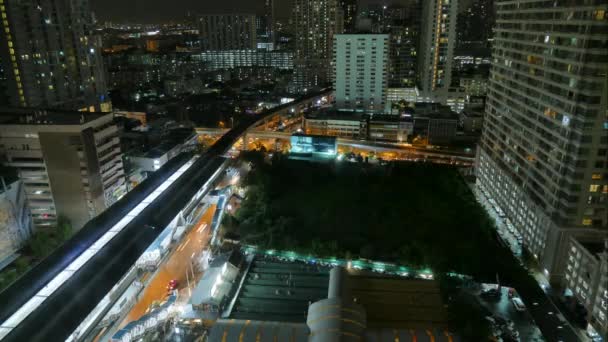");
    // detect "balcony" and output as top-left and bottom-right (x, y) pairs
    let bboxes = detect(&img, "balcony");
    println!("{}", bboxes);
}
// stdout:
(94, 125), (118, 142)
(96, 137), (120, 154)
